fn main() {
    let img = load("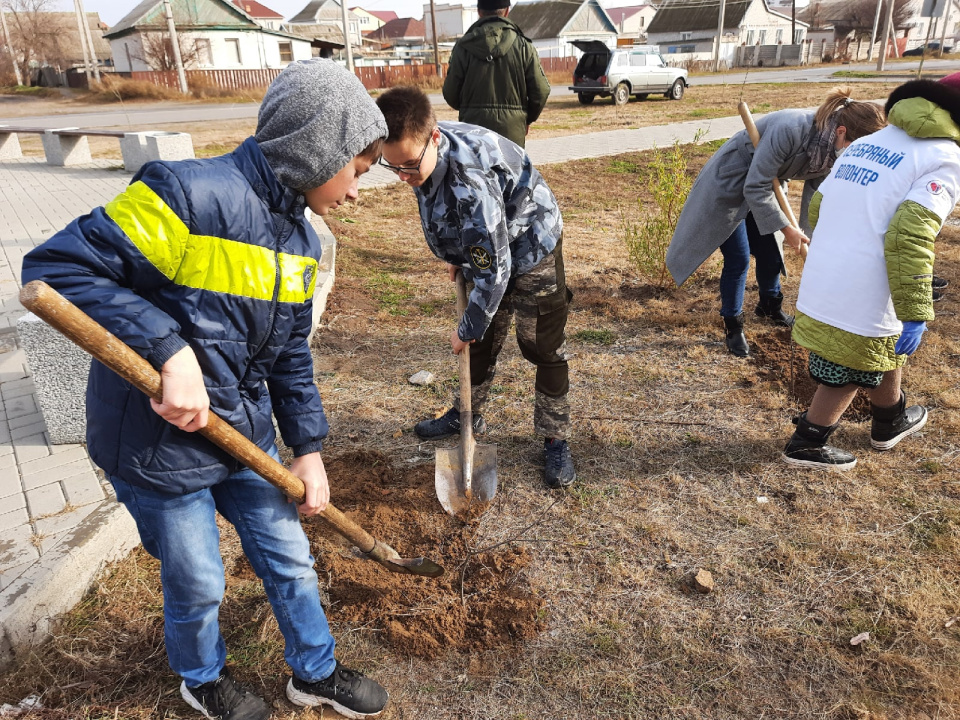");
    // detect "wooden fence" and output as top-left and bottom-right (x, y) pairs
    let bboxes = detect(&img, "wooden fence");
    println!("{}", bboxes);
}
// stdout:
(131, 68), (283, 90)
(128, 58), (578, 93)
